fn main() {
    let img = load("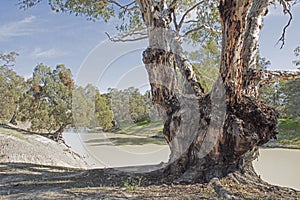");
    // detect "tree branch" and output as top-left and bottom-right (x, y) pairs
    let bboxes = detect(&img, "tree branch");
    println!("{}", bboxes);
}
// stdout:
(242, 0), (270, 70)
(105, 32), (148, 42)
(182, 25), (221, 38)
(276, 0), (294, 49)
(209, 178), (236, 199)
(183, 20), (199, 24)
(168, 0), (178, 12)
(173, 11), (179, 32)
(260, 70), (300, 85)
(177, 1), (205, 31)
(107, 0), (138, 11)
